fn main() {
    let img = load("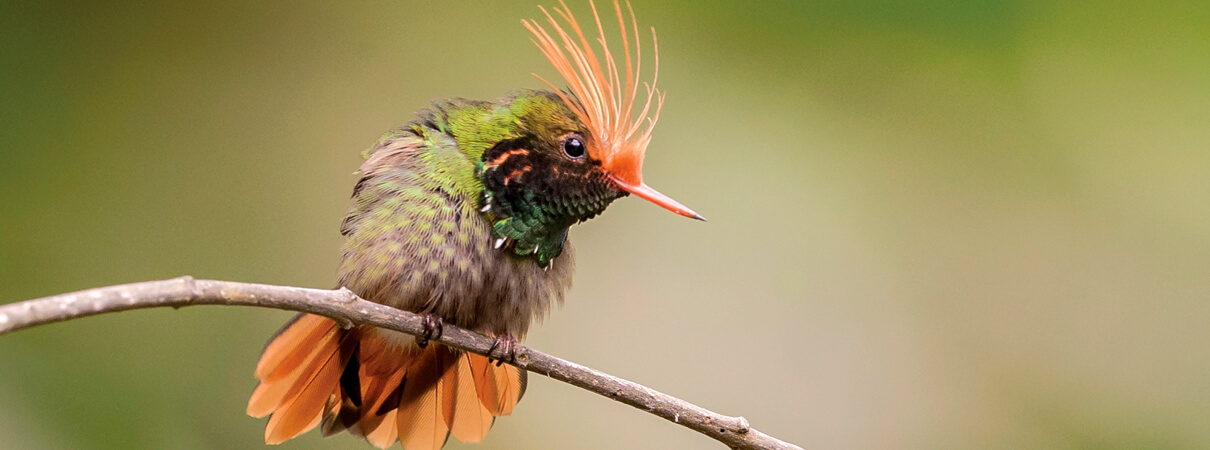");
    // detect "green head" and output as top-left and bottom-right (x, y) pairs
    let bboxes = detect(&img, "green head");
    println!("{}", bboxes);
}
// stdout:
(425, 1), (703, 266)
(476, 92), (626, 265)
